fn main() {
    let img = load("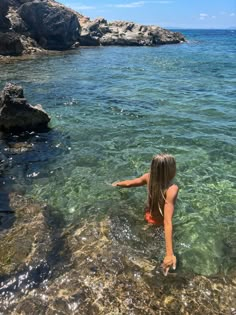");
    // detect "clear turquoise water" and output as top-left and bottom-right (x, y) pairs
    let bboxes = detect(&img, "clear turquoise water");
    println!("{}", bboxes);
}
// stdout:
(0, 29), (235, 276)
